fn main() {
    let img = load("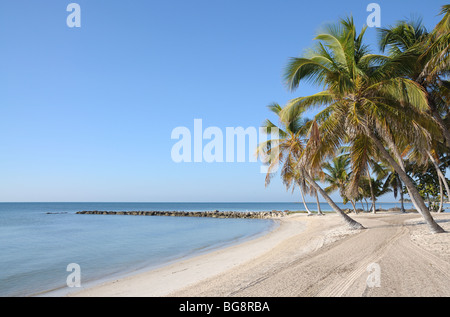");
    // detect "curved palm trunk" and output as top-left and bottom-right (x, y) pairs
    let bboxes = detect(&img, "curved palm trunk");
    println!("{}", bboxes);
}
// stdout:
(303, 172), (365, 230)
(315, 192), (324, 215)
(399, 181), (406, 213)
(299, 186), (312, 215)
(350, 200), (358, 214)
(385, 135), (421, 212)
(367, 170), (376, 214)
(360, 200), (365, 212)
(367, 130), (445, 233)
(438, 175), (444, 213)
(364, 198), (370, 211)
(428, 151), (450, 203)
